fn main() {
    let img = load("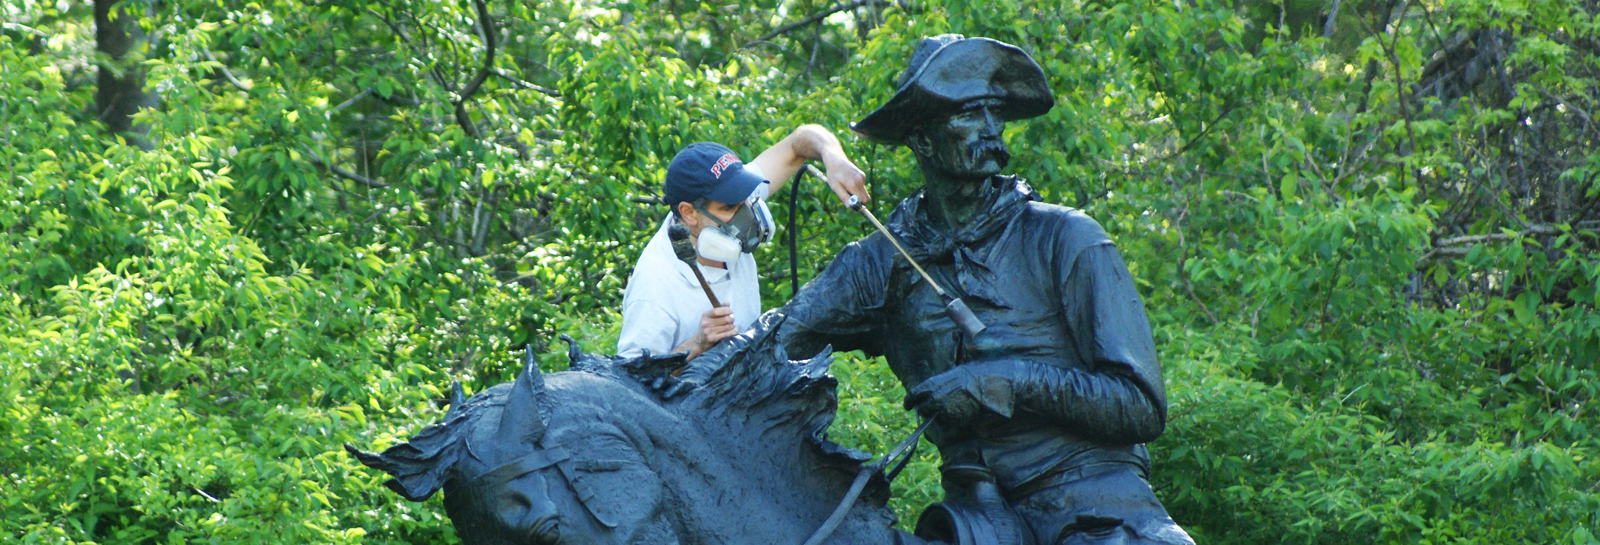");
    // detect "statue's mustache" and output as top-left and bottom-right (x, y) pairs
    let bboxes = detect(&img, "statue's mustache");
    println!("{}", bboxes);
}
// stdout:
(971, 139), (1009, 166)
